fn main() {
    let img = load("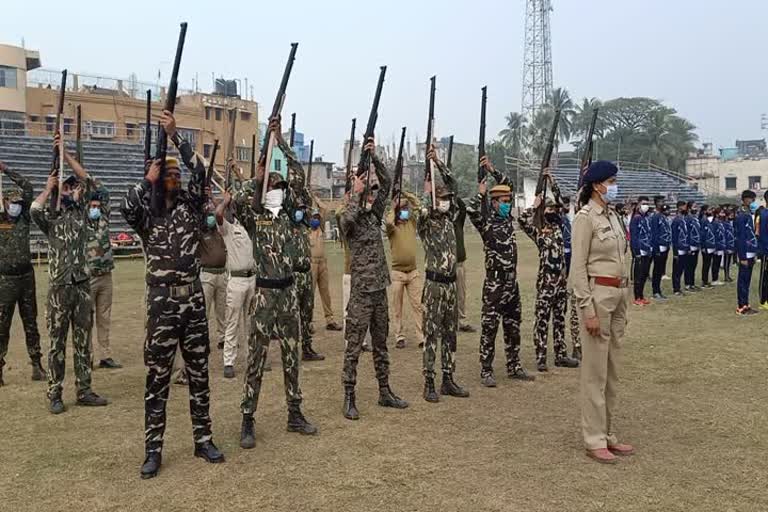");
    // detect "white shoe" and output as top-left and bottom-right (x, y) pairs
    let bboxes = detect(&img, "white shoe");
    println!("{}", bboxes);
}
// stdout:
(711, 281), (725, 286)
(661, 275), (671, 281)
